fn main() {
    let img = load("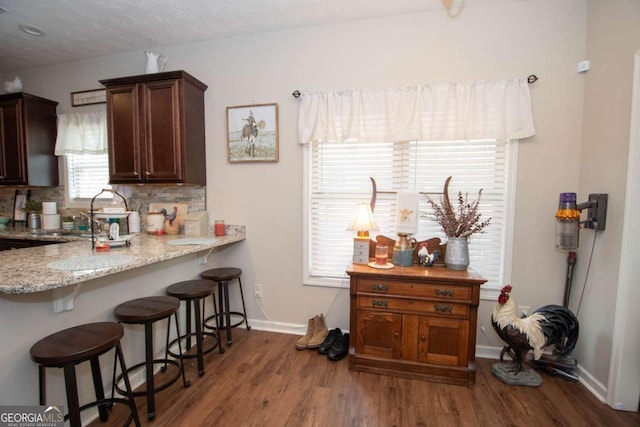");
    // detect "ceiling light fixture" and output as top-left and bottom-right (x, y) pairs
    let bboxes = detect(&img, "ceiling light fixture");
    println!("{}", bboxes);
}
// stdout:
(19, 24), (46, 37)
(0, 7), (9, 14)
